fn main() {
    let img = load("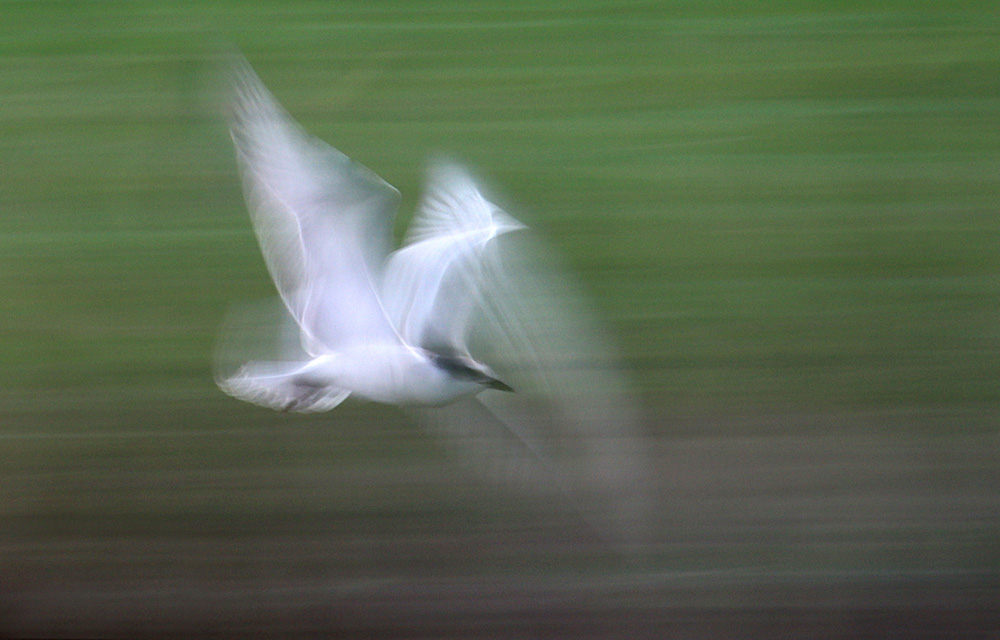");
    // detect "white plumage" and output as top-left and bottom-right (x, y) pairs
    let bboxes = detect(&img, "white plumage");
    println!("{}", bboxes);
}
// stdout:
(219, 60), (519, 411)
